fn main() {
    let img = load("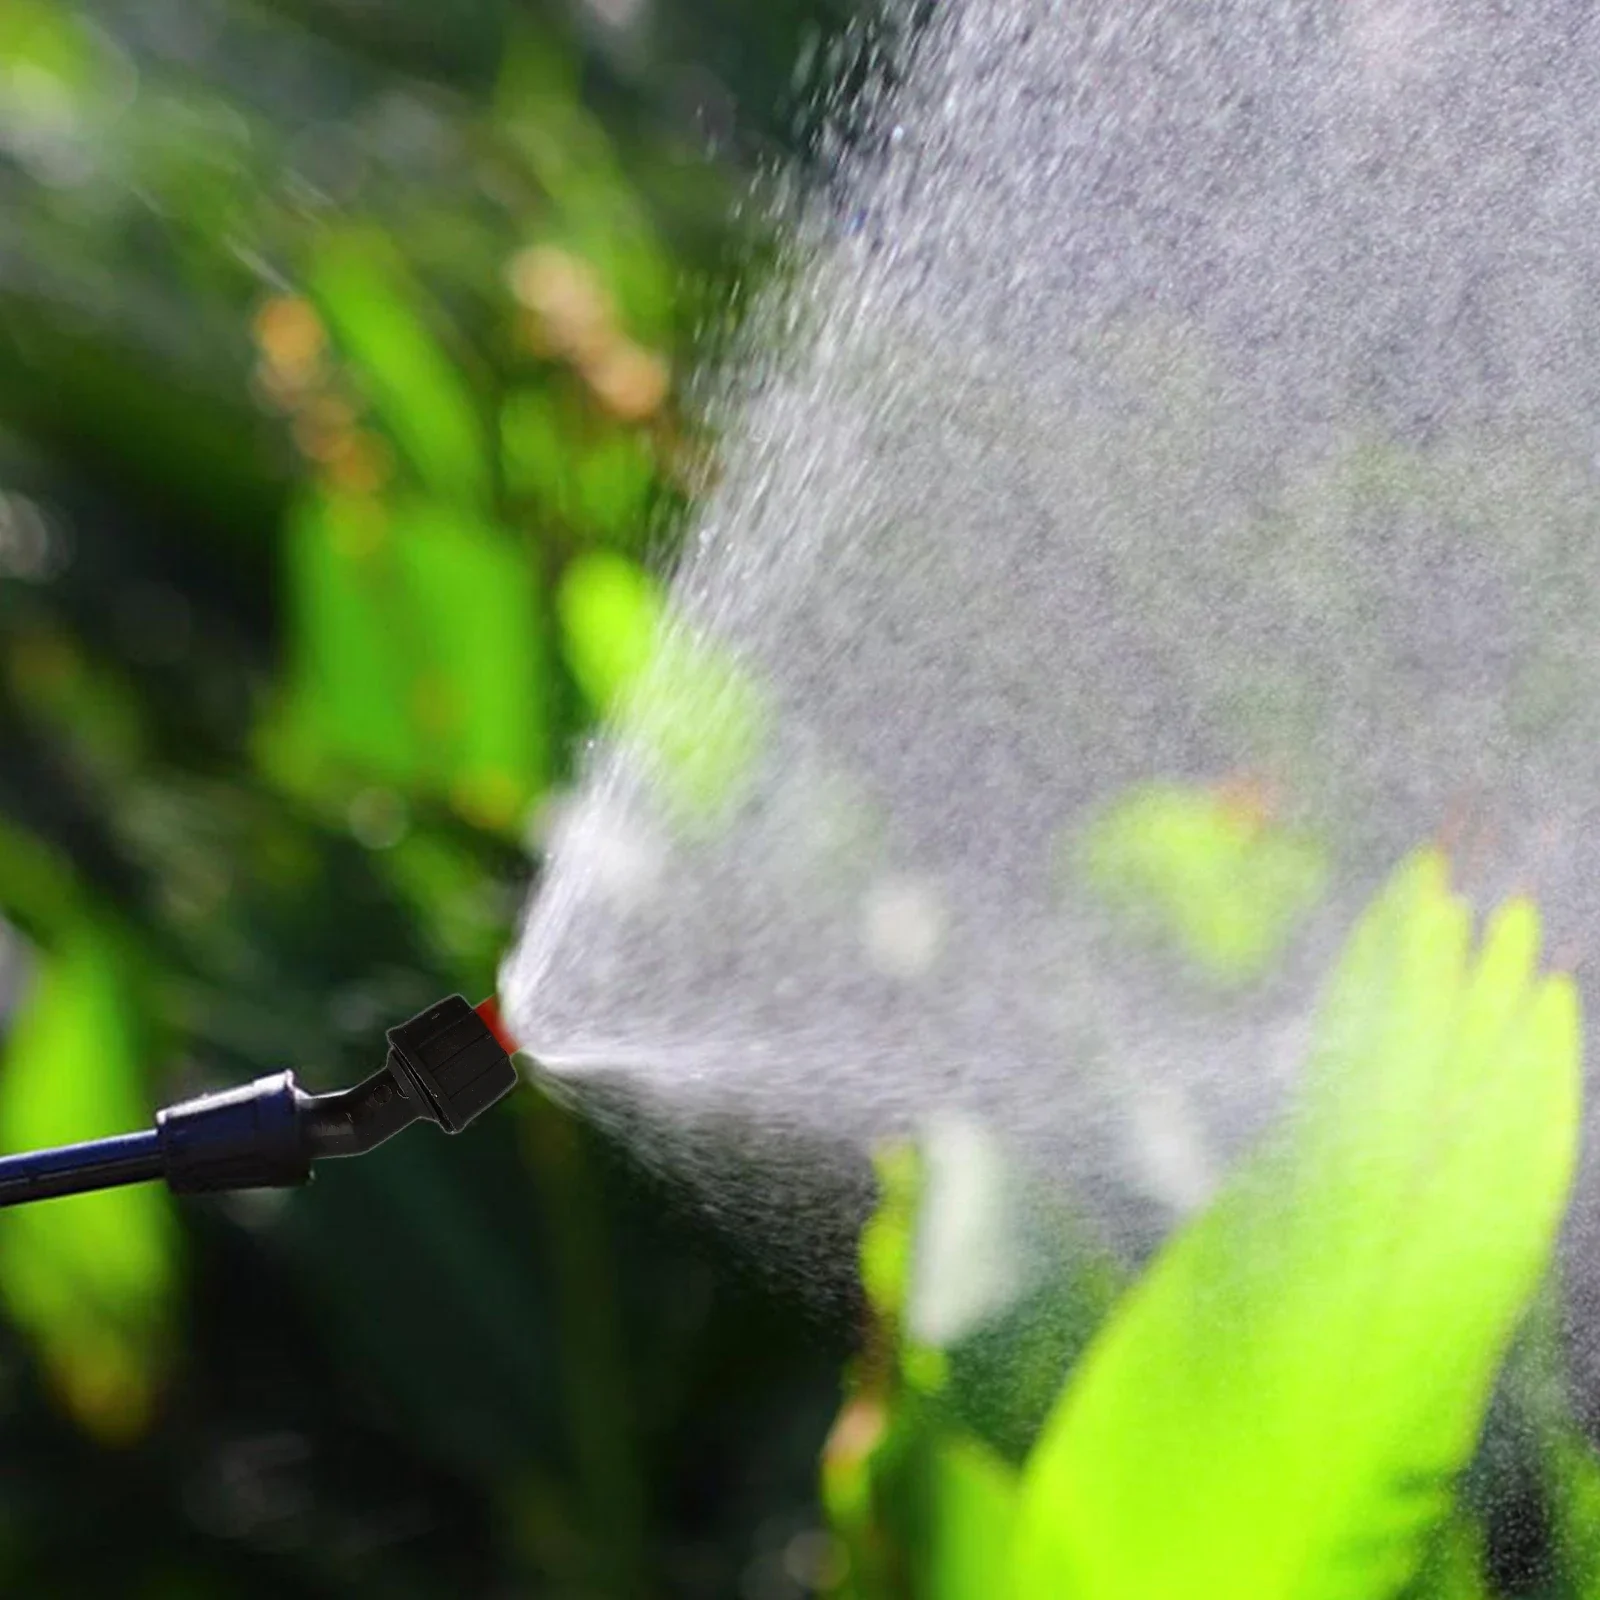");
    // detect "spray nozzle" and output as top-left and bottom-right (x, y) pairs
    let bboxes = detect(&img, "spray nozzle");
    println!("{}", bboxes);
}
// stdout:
(0, 995), (520, 1208)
